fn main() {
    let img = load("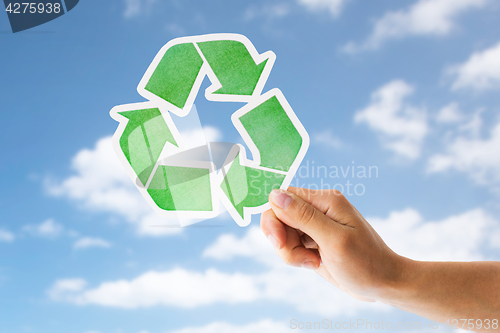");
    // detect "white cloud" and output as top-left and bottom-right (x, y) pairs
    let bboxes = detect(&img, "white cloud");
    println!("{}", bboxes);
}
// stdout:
(48, 204), (500, 315)
(427, 118), (500, 185)
(166, 320), (470, 333)
(49, 226), (387, 316)
(73, 237), (112, 250)
(436, 102), (464, 123)
(46, 136), (182, 237)
(354, 80), (428, 160)
(203, 227), (275, 265)
(255, 262), (389, 316)
(368, 208), (499, 261)
(458, 109), (484, 138)
(313, 130), (343, 150)
(343, 0), (488, 52)
(135, 212), (185, 236)
(244, 0), (347, 22)
(0, 229), (14, 242)
(165, 319), (289, 333)
(23, 219), (64, 238)
(48, 278), (87, 301)
(297, 0), (347, 17)
(48, 268), (261, 308)
(123, 0), (158, 19)
(246, 208), (499, 263)
(448, 41), (500, 91)
(46, 124), (224, 236)
(46, 137), (143, 218)
(179, 126), (223, 149)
